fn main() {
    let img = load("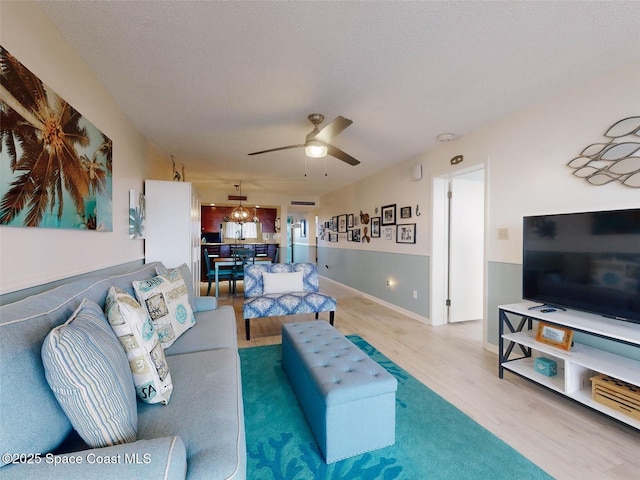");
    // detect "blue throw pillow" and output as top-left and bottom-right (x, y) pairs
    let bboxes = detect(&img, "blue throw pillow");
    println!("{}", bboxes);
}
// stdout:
(41, 299), (138, 448)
